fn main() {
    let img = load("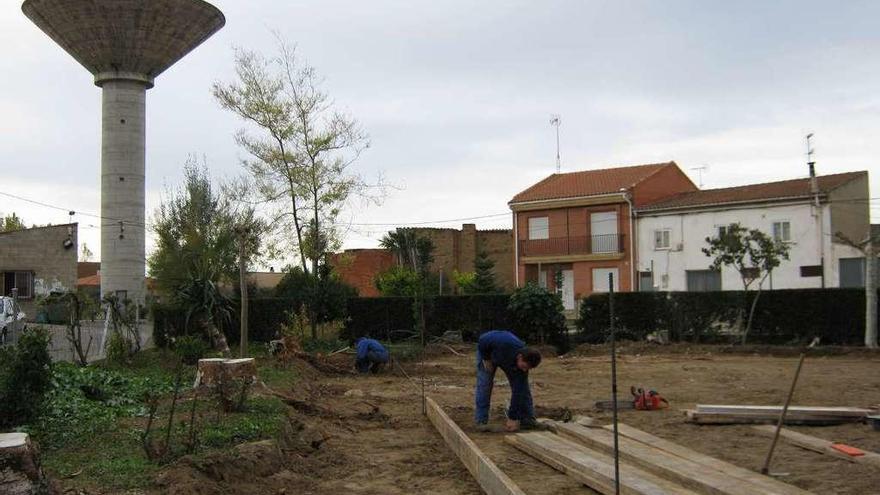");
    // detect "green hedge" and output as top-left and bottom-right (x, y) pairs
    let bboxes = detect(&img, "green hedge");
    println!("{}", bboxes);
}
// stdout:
(341, 295), (512, 342)
(152, 298), (299, 348)
(577, 288), (875, 345)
